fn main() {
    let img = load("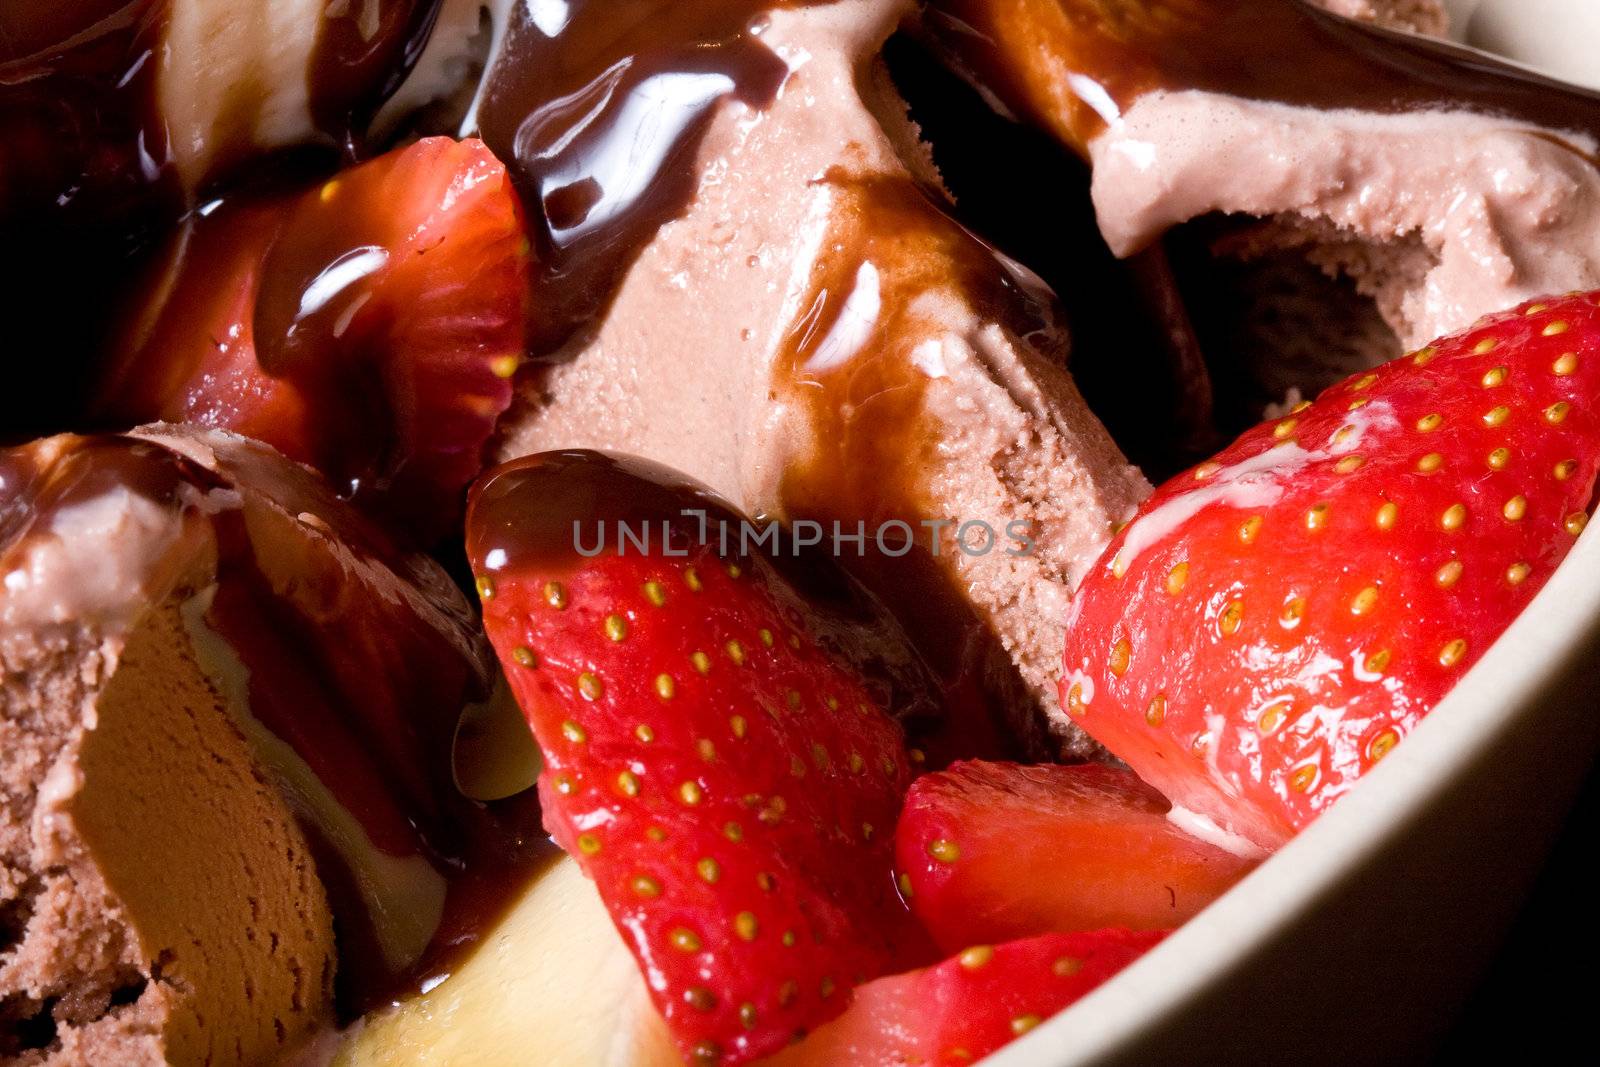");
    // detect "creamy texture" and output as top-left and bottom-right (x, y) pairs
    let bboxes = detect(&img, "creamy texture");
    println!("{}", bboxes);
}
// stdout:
(1166, 805), (1271, 861)
(1, 427), (532, 1065)
(916, 0), (1600, 432)
(373, 0), (503, 138)
(1, 509), (335, 1063)
(1112, 400), (1396, 569)
(161, 0), (440, 187)
(1091, 92), (1600, 347)
(491, 0), (1149, 755)
(1322, 0), (1448, 34)
(0, 483), (230, 636)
